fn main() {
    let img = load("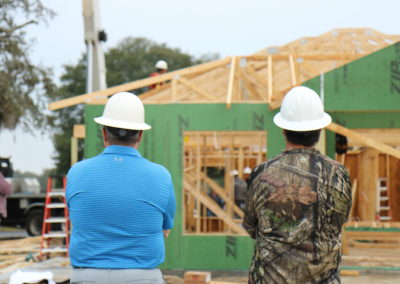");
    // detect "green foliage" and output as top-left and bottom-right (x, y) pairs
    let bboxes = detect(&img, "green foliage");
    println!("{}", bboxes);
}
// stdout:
(51, 37), (219, 174)
(50, 59), (87, 174)
(0, 0), (55, 131)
